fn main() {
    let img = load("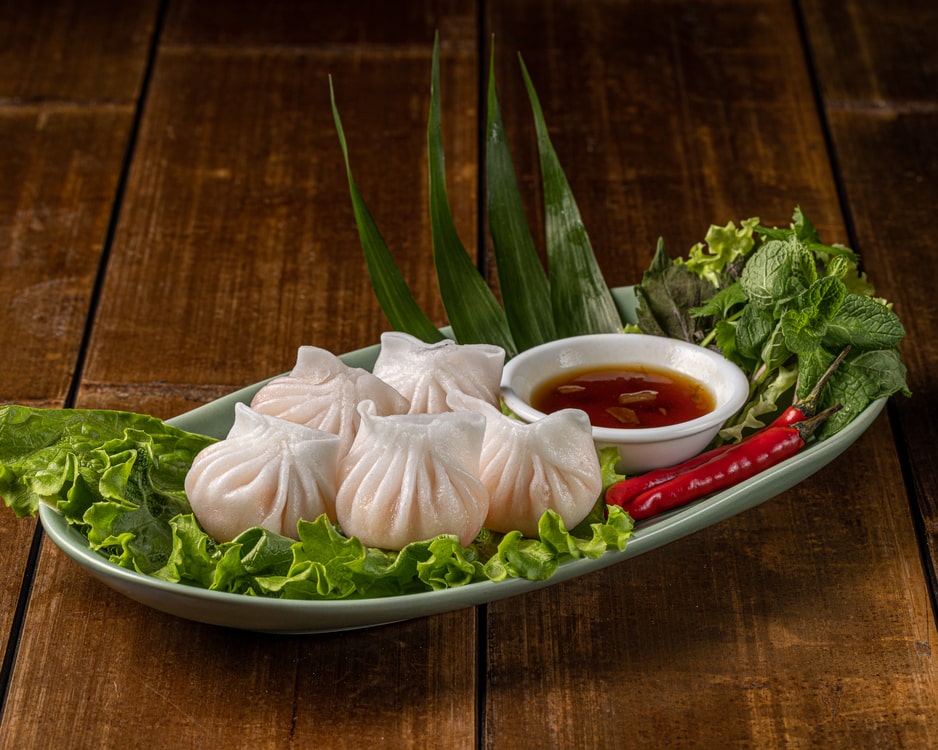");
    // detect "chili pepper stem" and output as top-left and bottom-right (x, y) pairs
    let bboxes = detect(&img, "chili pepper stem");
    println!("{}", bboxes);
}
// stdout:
(790, 346), (851, 418)
(790, 403), (843, 441)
